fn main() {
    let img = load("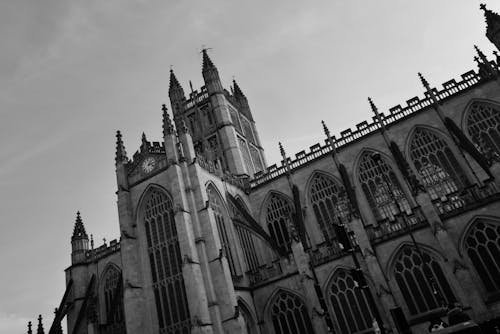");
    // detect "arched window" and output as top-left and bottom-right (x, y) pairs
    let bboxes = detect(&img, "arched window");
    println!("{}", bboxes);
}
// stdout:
(393, 246), (455, 316)
(143, 188), (190, 333)
(266, 194), (293, 252)
(464, 218), (500, 294)
(358, 152), (411, 221)
(102, 266), (125, 329)
(238, 300), (258, 334)
(309, 173), (351, 243)
(238, 137), (255, 175)
(410, 128), (467, 204)
(466, 101), (500, 157)
(207, 185), (237, 276)
(327, 270), (376, 334)
(270, 291), (315, 334)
